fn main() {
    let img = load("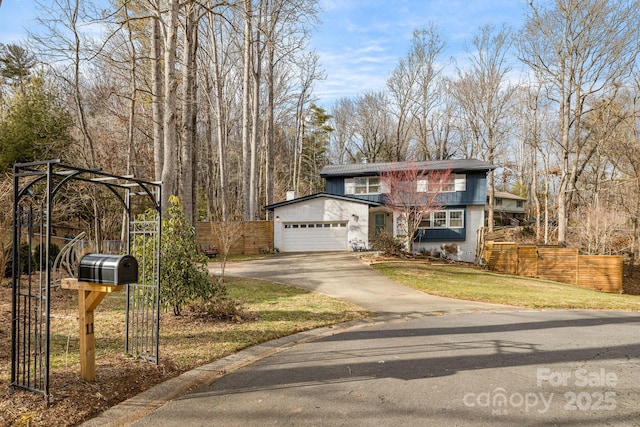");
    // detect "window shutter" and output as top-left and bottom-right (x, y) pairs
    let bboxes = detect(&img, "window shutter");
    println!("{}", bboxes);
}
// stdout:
(344, 178), (355, 194)
(454, 174), (466, 191)
(380, 180), (389, 193)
